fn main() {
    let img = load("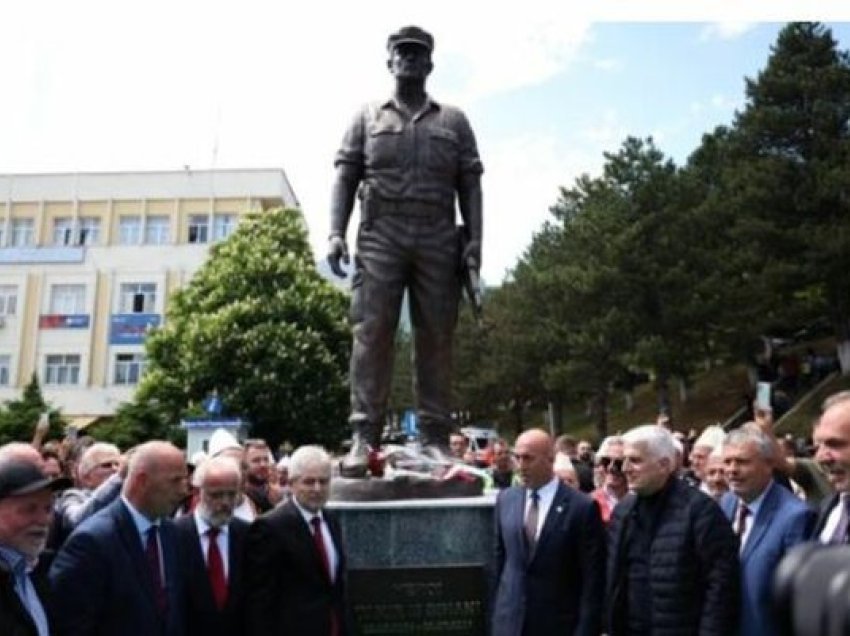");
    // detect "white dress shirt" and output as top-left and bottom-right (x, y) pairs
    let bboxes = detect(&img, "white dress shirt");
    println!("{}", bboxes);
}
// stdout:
(193, 511), (230, 579)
